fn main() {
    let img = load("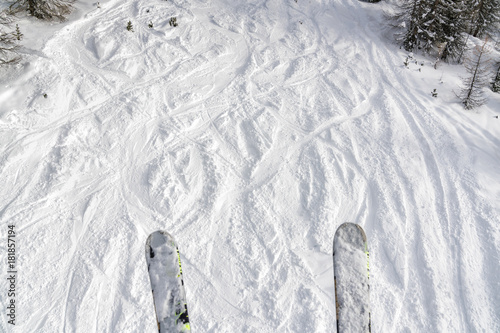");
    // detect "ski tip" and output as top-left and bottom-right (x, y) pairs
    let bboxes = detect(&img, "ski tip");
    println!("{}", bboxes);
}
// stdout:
(145, 230), (177, 256)
(148, 230), (174, 239)
(333, 222), (368, 253)
(334, 222), (367, 239)
(146, 230), (175, 243)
